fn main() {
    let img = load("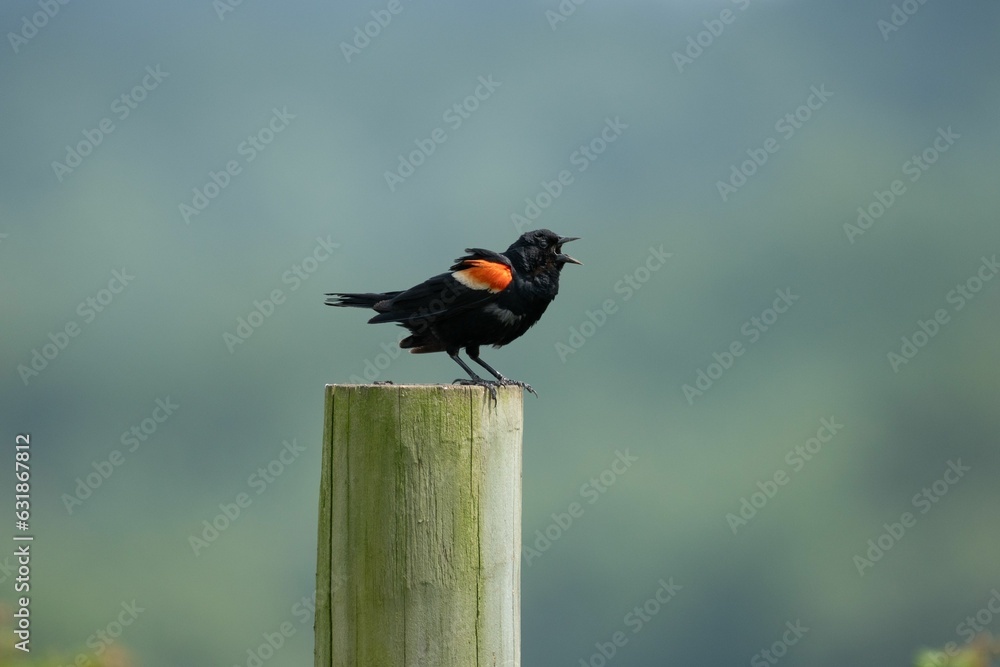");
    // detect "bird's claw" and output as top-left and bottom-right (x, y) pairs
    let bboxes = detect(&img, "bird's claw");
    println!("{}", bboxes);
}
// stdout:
(452, 376), (537, 402)
(498, 378), (537, 397)
(453, 378), (499, 404)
